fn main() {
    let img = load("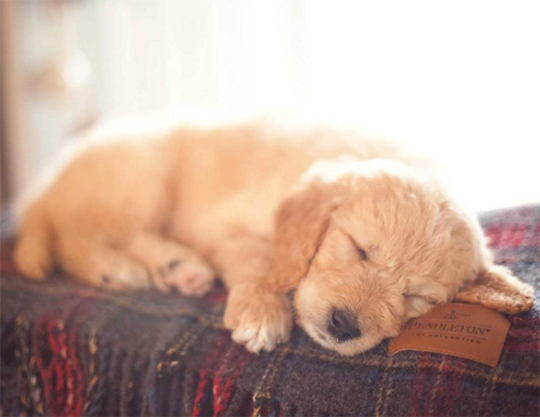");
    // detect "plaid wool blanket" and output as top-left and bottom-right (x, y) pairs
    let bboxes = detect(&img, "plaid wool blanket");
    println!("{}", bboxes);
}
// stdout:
(1, 205), (539, 416)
